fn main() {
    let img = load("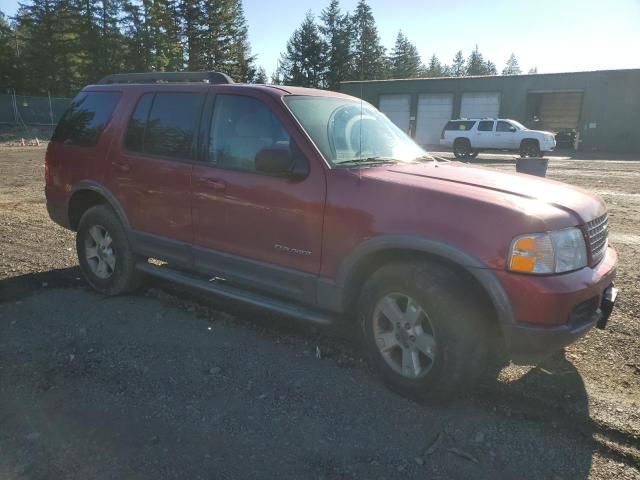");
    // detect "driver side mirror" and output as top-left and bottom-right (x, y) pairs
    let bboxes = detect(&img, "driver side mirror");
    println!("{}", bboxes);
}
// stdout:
(509, 126), (517, 132)
(255, 147), (308, 179)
